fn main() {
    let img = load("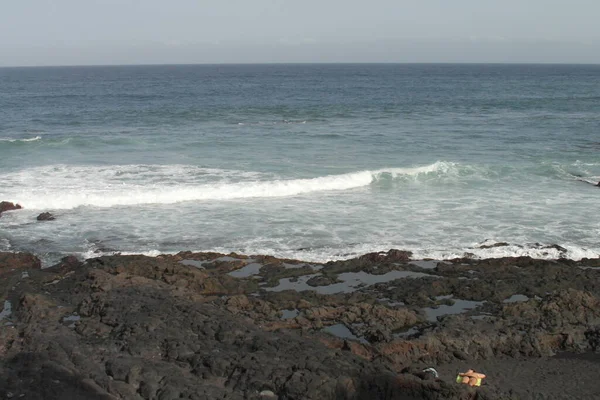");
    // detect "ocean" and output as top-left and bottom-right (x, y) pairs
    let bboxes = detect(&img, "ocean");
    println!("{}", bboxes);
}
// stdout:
(1, 63), (599, 266)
